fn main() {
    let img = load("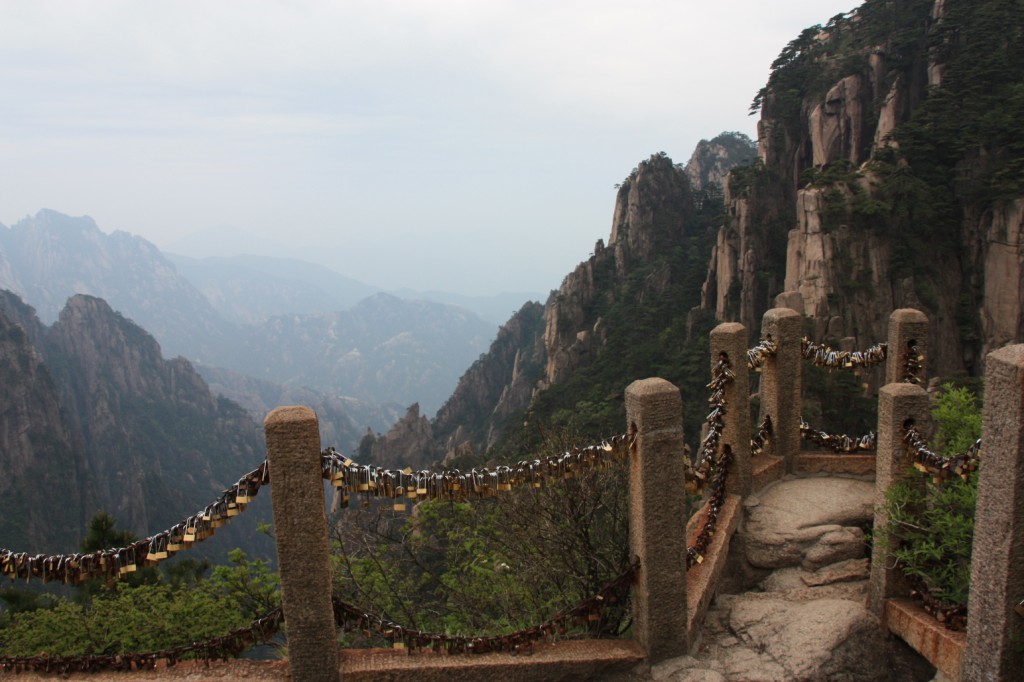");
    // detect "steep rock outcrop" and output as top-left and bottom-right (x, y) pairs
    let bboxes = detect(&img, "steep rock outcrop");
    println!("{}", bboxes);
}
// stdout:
(358, 403), (437, 470)
(0, 294), (85, 552)
(546, 154), (693, 384)
(433, 301), (546, 454)
(977, 199), (1024, 357)
(701, 0), (1021, 376)
(684, 132), (757, 193)
(0, 291), (272, 558)
(608, 154), (694, 277)
(45, 295), (267, 538)
(435, 140), (754, 456)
